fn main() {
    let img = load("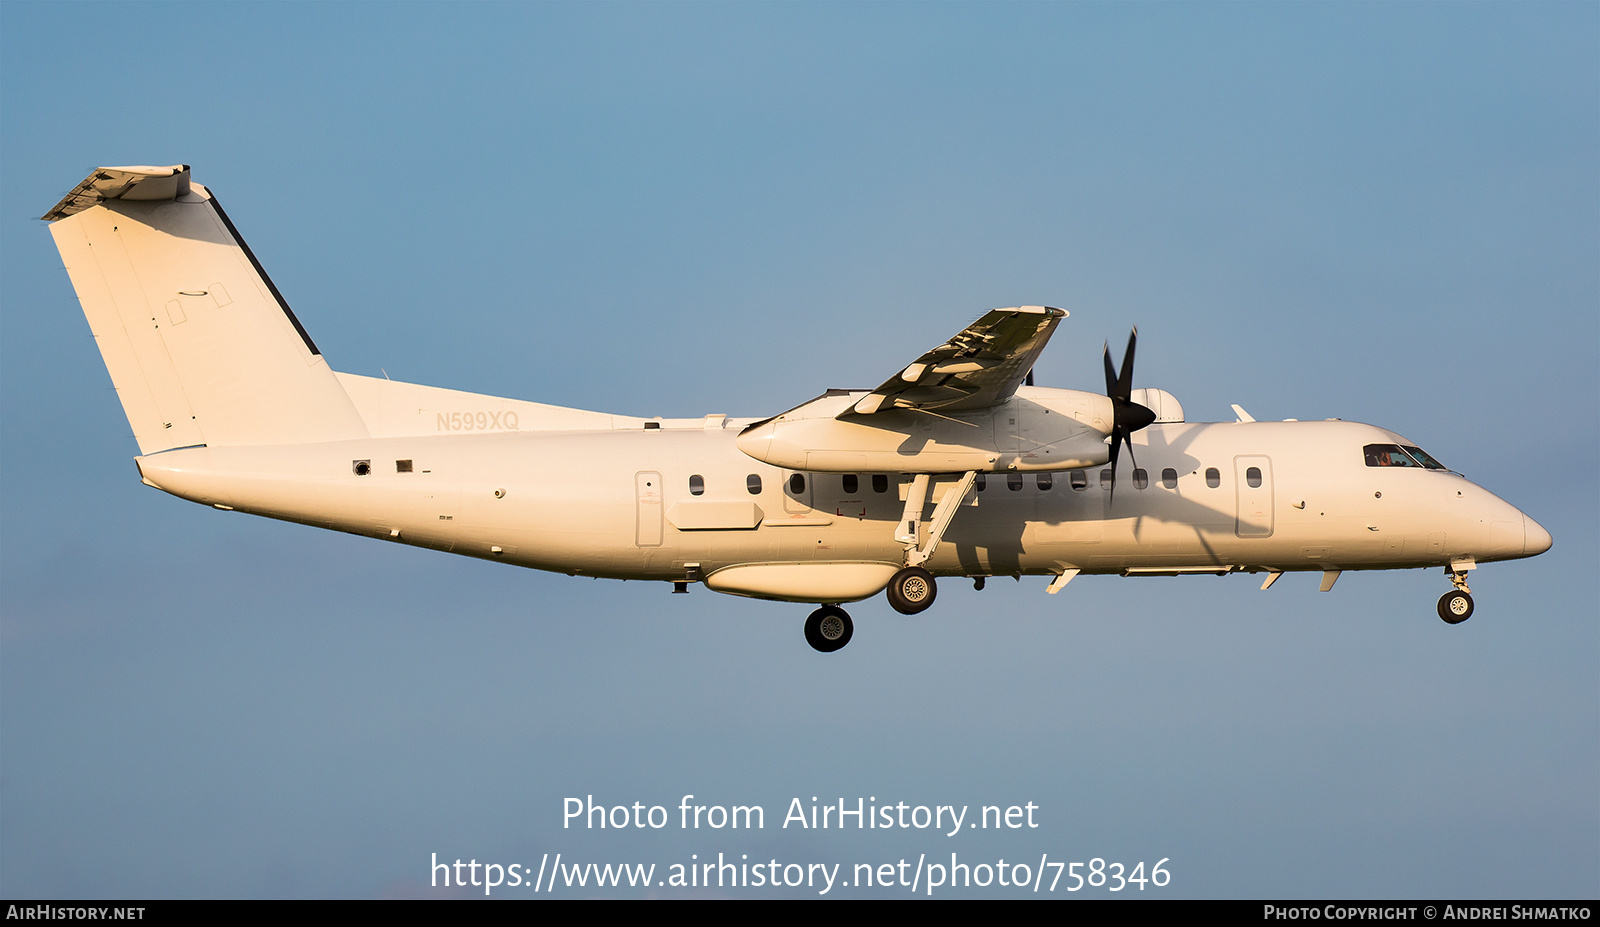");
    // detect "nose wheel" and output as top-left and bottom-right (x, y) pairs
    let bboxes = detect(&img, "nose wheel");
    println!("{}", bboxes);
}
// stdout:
(1438, 590), (1474, 624)
(805, 605), (854, 652)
